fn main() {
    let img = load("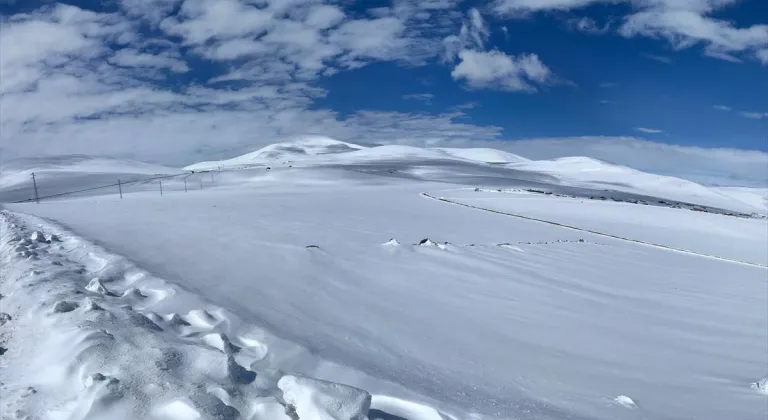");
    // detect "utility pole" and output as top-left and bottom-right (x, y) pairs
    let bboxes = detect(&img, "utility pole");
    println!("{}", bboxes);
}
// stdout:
(184, 178), (187, 193)
(160, 180), (163, 196)
(31, 172), (40, 204)
(200, 179), (203, 190)
(118, 178), (123, 199)
(211, 172), (214, 183)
